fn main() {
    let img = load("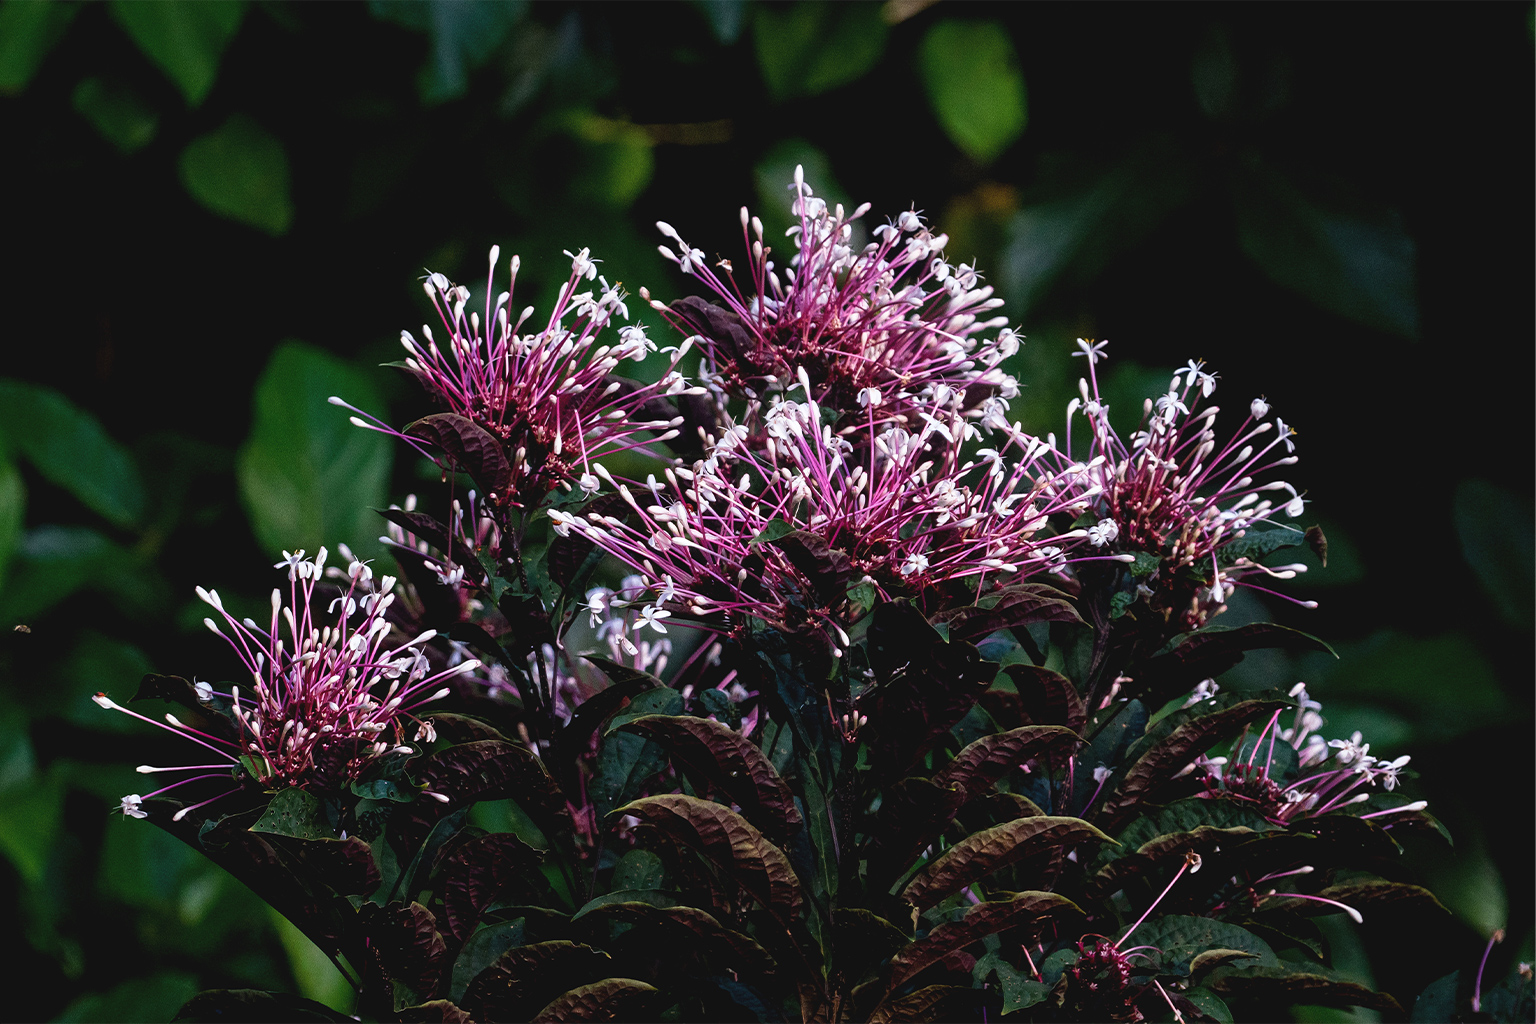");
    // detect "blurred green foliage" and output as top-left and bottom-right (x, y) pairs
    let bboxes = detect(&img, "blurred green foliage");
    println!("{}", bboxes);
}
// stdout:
(0, 2), (1528, 1020)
